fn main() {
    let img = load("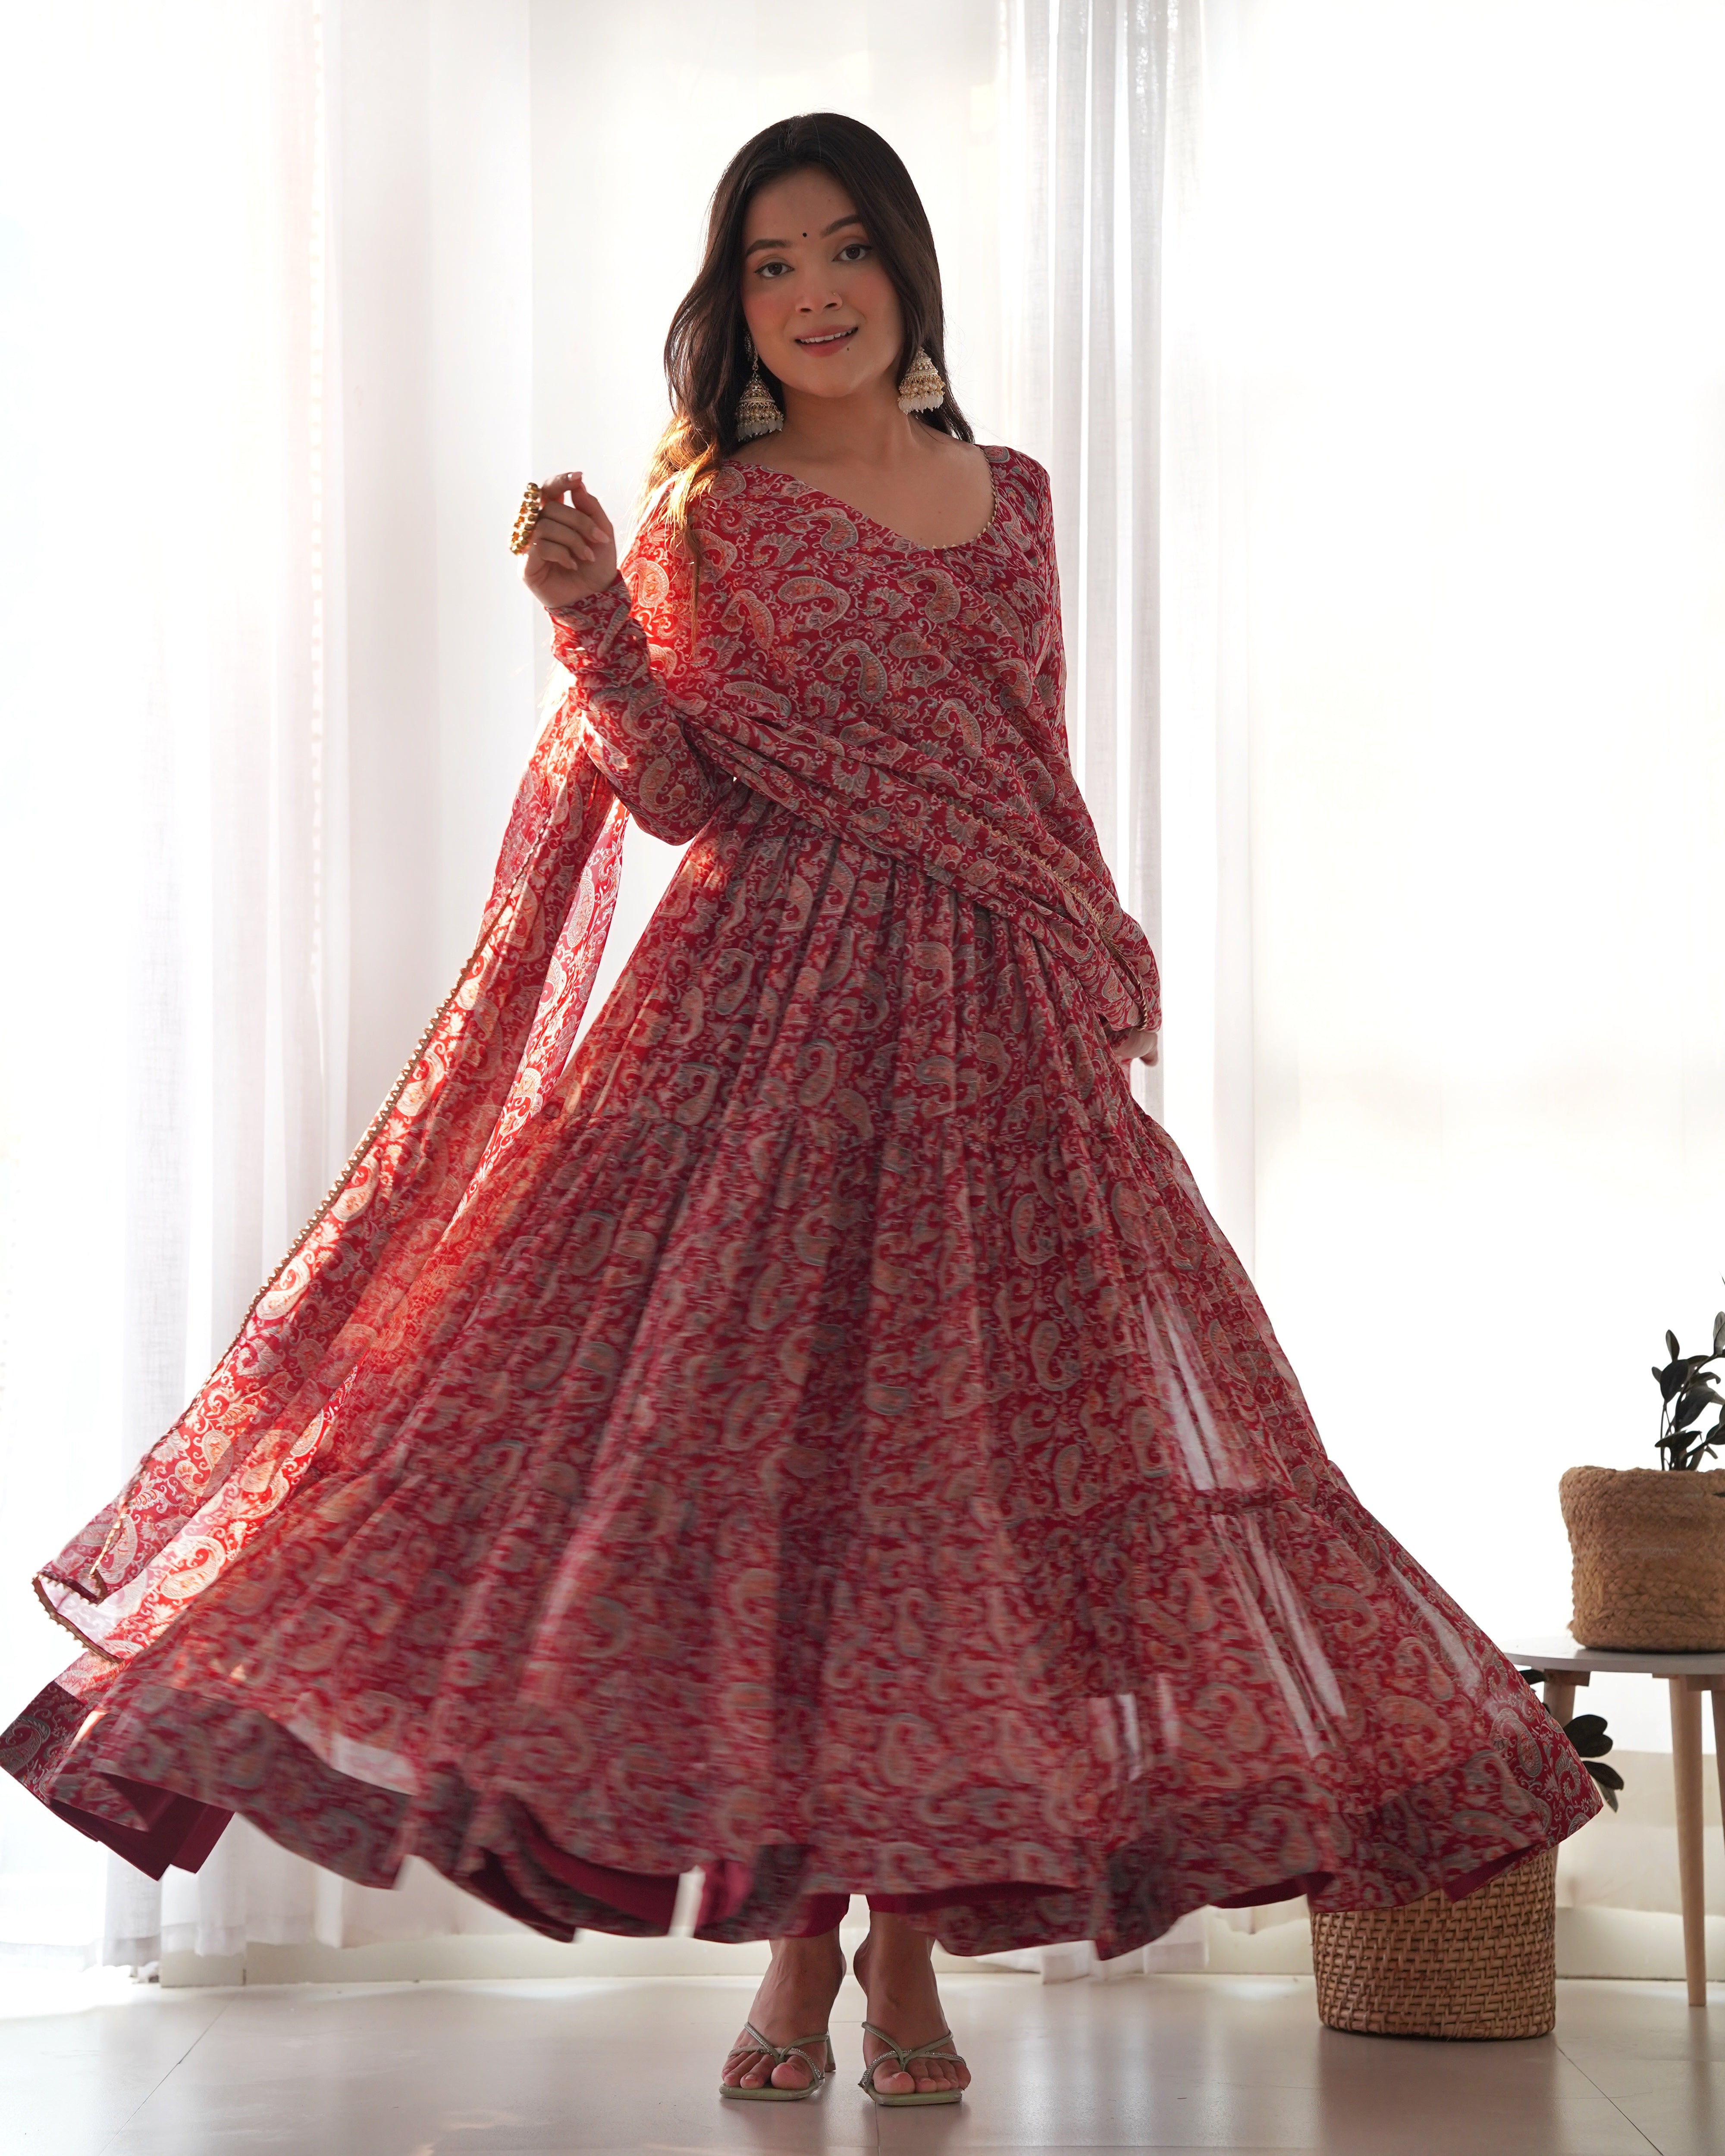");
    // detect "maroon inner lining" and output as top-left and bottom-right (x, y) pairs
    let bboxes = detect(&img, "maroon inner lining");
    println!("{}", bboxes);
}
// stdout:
(37, 1746), (1543, 1942)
